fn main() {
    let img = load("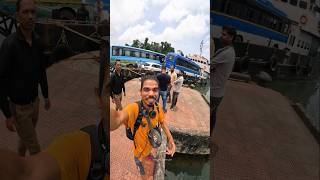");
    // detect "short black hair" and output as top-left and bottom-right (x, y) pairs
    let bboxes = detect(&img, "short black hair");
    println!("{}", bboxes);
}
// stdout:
(222, 26), (237, 41)
(140, 75), (159, 90)
(115, 59), (121, 65)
